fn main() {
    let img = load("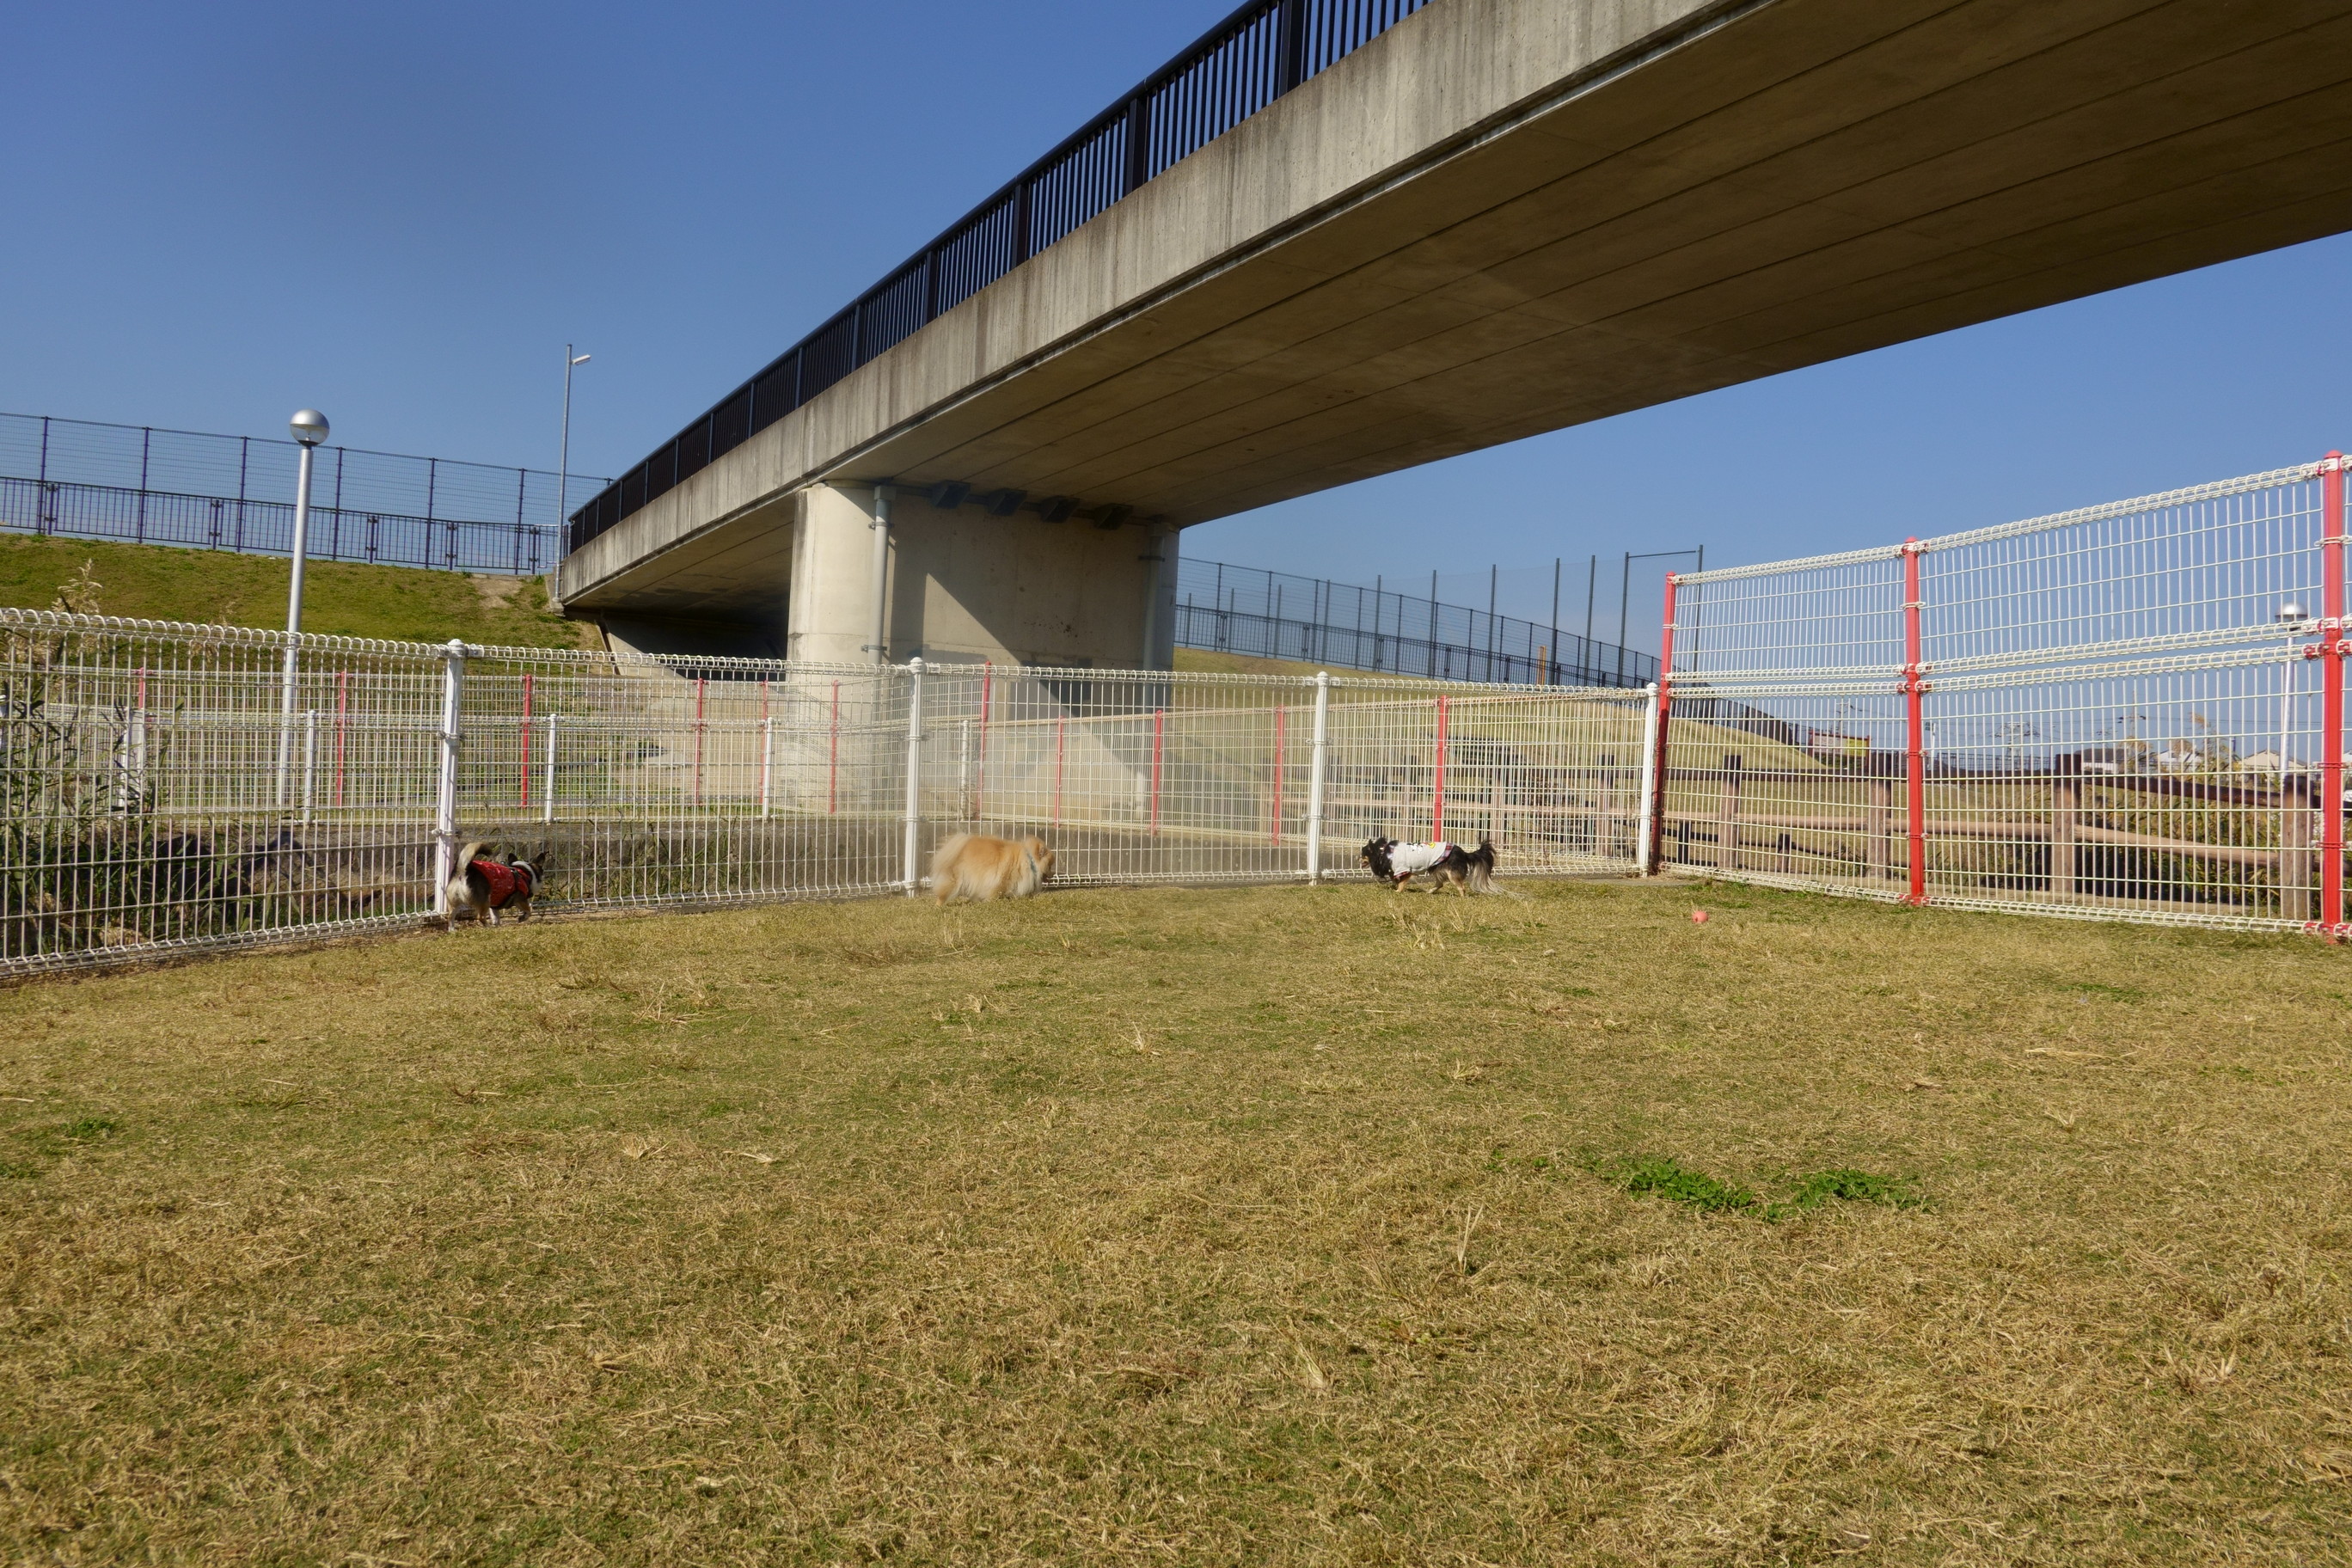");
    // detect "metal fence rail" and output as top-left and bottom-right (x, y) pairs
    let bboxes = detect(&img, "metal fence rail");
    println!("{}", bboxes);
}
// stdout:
(1648, 455), (2352, 932)
(3, 607), (1649, 979)
(1, 412), (591, 576)
(569, 0), (1438, 554)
